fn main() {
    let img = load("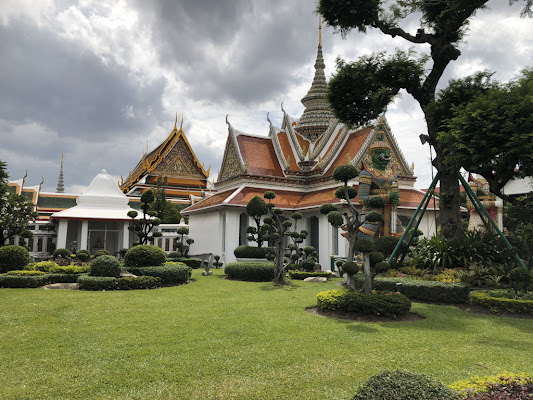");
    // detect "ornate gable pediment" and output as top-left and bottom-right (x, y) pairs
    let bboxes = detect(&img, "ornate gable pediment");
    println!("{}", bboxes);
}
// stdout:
(218, 133), (244, 182)
(152, 135), (207, 179)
